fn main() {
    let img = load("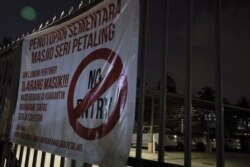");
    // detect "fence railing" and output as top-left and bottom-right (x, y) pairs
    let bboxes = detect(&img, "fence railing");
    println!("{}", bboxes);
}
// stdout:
(1, 141), (182, 167)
